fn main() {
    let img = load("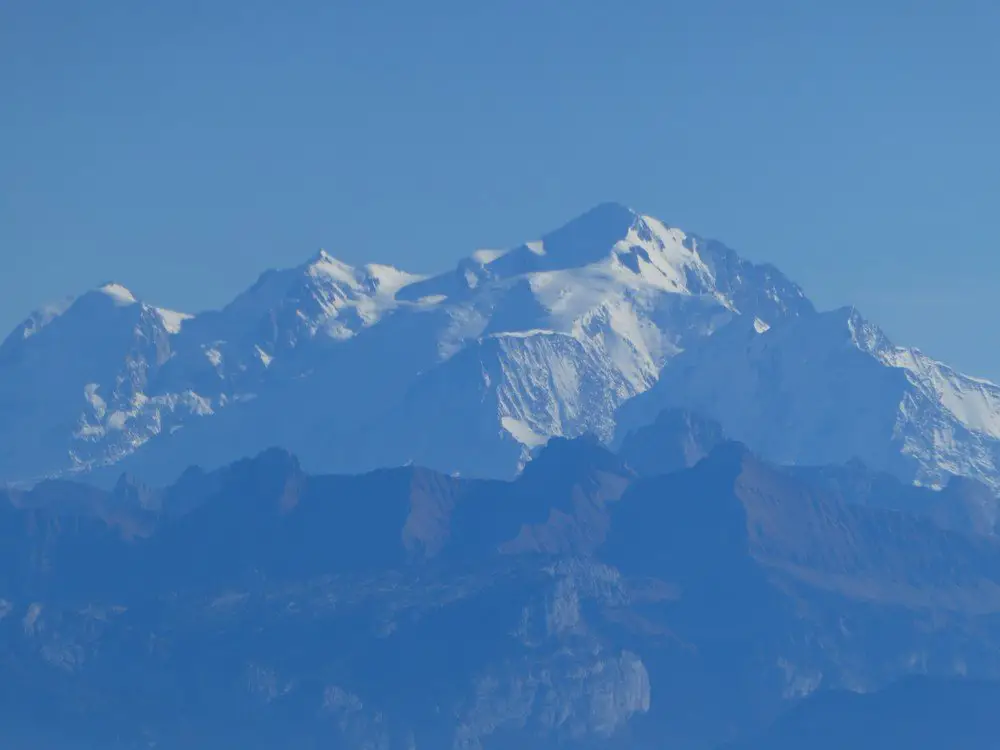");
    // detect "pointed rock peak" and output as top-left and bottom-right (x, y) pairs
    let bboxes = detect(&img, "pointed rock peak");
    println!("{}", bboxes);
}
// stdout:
(243, 446), (302, 474)
(816, 304), (868, 329)
(303, 251), (421, 297)
(523, 434), (633, 483)
(302, 250), (419, 292)
(806, 306), (894, 355)
(305, 249), (358, 279)
(214, 448), (305, 512)
(618, 408), (727, 478)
